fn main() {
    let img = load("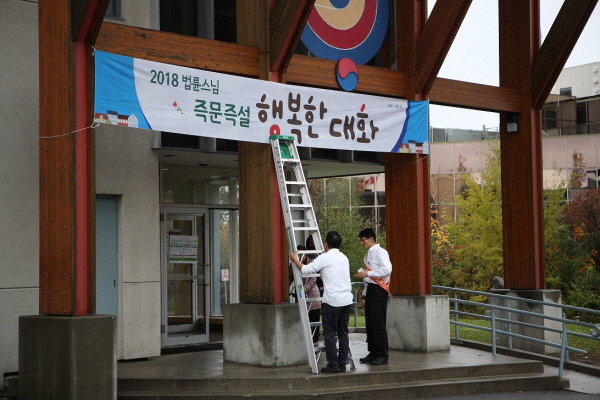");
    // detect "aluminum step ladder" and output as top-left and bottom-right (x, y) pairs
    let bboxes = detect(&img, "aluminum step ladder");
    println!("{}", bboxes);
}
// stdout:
(270, 135), (355, 374)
